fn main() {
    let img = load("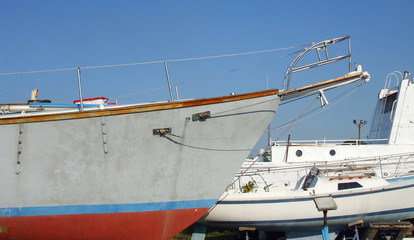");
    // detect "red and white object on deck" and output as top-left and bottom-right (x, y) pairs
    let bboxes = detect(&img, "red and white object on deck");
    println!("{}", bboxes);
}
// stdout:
(73, 97), (115, 105)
